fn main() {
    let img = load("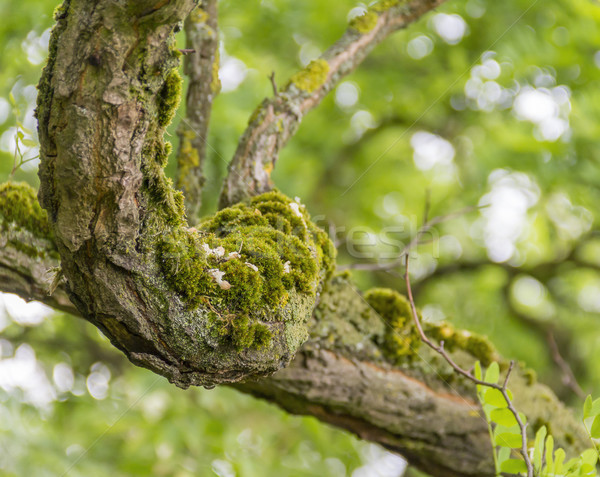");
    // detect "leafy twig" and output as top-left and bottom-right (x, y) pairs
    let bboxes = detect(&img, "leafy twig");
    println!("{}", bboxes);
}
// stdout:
(404, 254), (534, 477)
